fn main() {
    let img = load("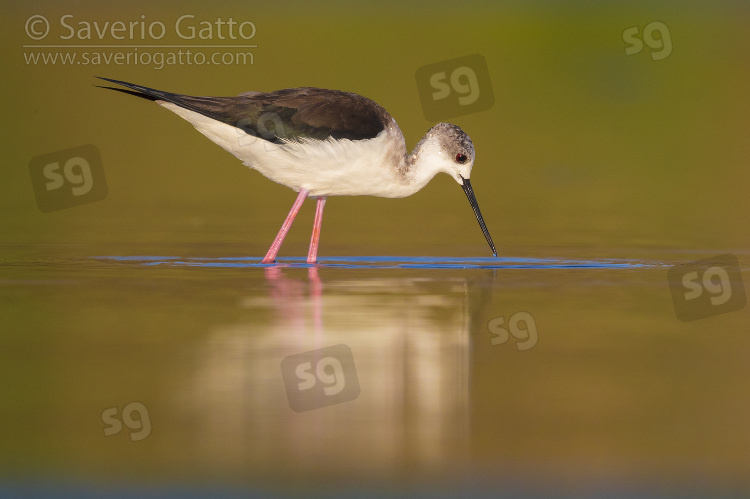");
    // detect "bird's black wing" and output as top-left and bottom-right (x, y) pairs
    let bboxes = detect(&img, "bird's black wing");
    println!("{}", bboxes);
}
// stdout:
(97, 77), (390, 144)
